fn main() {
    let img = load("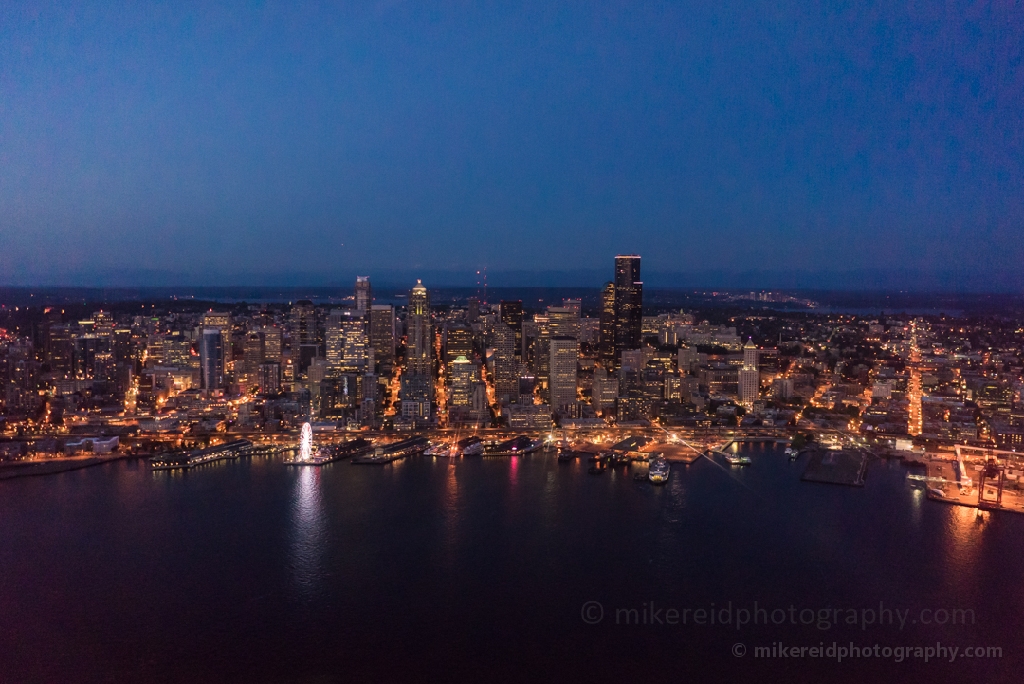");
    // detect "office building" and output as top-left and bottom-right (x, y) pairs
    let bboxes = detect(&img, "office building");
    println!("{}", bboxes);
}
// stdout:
(445, 325), (473, 364)
(199, 328), (225, 390)
(613, 255), (643, 365)
(493, 321), (518, 405)
(598, 281), (615, 367)
(290, 300), (317, 346)
(739, 339), (760, 406)
(355, 276), (372, 316)
(369, 305), (396, 372)
(549, 336), (579, 414)
(500, 300), (523, 360)
(401, 280), (433, 420)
